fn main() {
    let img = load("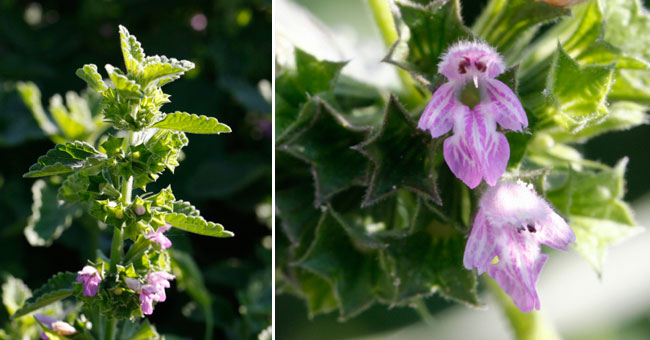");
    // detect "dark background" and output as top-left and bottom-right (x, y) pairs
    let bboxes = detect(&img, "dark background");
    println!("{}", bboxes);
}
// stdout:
(0, 0), (271, 339)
